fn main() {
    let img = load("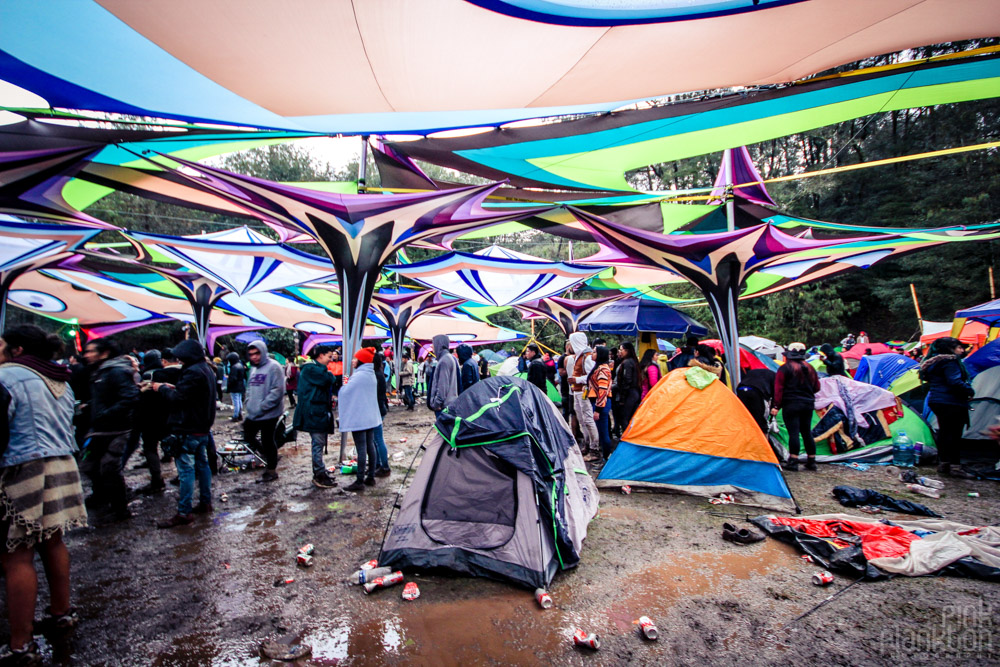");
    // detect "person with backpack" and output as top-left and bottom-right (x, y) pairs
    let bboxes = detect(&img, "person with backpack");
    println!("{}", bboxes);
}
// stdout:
(771, 342), (821, 471)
